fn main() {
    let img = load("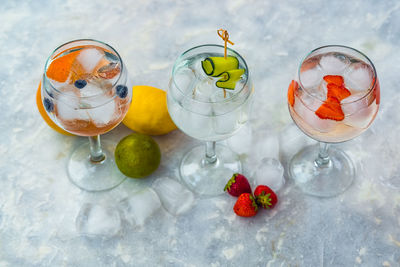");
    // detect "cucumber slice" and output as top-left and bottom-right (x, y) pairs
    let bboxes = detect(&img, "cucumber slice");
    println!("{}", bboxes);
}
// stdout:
(201, 56), (239, 77)
(216, 69), (245, 90)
